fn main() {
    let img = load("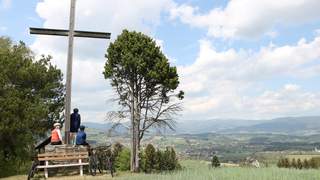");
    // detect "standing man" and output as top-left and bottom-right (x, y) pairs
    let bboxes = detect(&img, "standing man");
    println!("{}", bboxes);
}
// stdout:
(70, 108), (81, 145)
